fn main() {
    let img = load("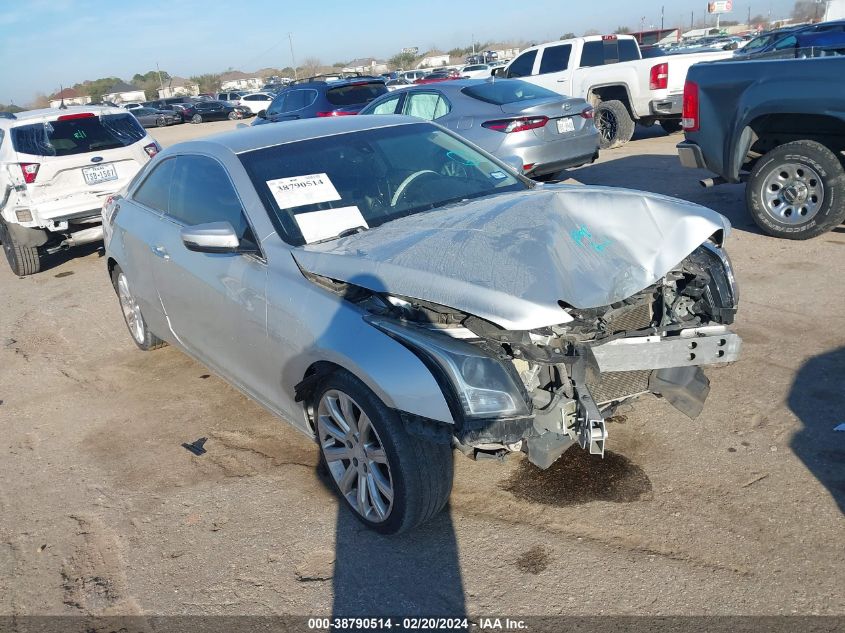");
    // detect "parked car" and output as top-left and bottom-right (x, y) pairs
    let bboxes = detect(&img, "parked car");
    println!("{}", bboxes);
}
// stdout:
(461, 63), (492, 78)
(400, 70), (428, 82)
(238, 92), (275, 114)
(131, 107), (179, 128)
(733, 20), (845, 59)
(189, 100), (249, 123)
(360, 79), (599, 179)
(123, 103), (144, 111)
(0, 106), (159, 275)
(166, 103), (197, 122)
(501, 34), (734, 147)
(217, 91), (246, 103)
(677, 55), (845, 239)
(414, 70), (461, 85)
(253, 77), (387, 125)
(103, 115), (740, 533)
(385, 78), (413, 91)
